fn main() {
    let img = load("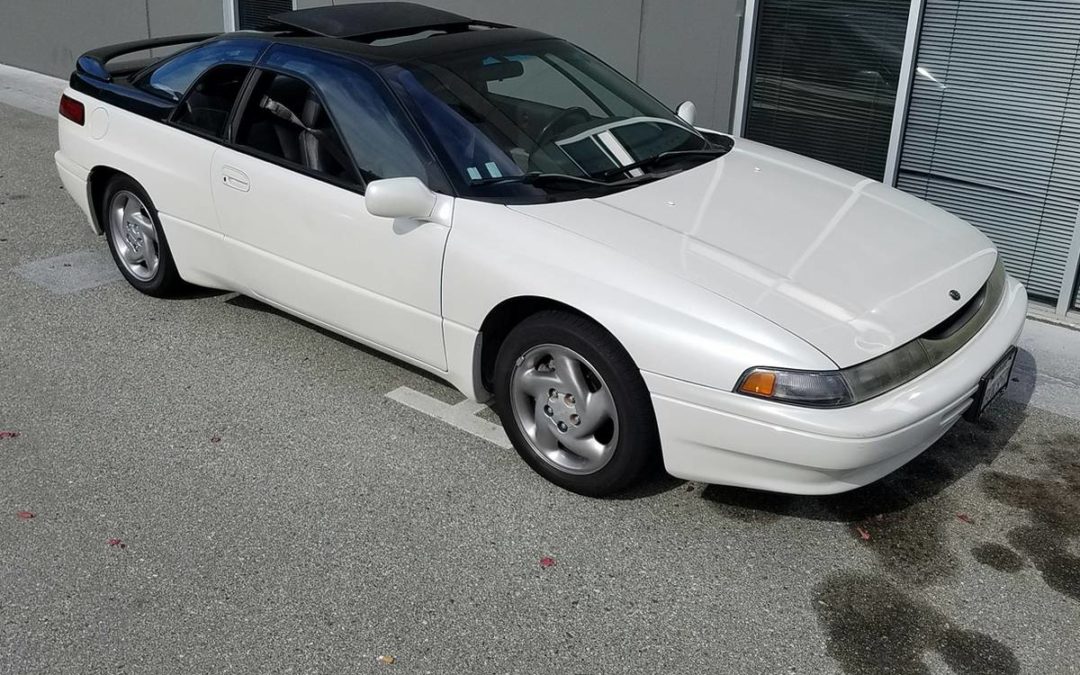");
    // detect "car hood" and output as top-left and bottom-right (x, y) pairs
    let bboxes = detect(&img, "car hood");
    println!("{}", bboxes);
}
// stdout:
(509, 139), (998, 368)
